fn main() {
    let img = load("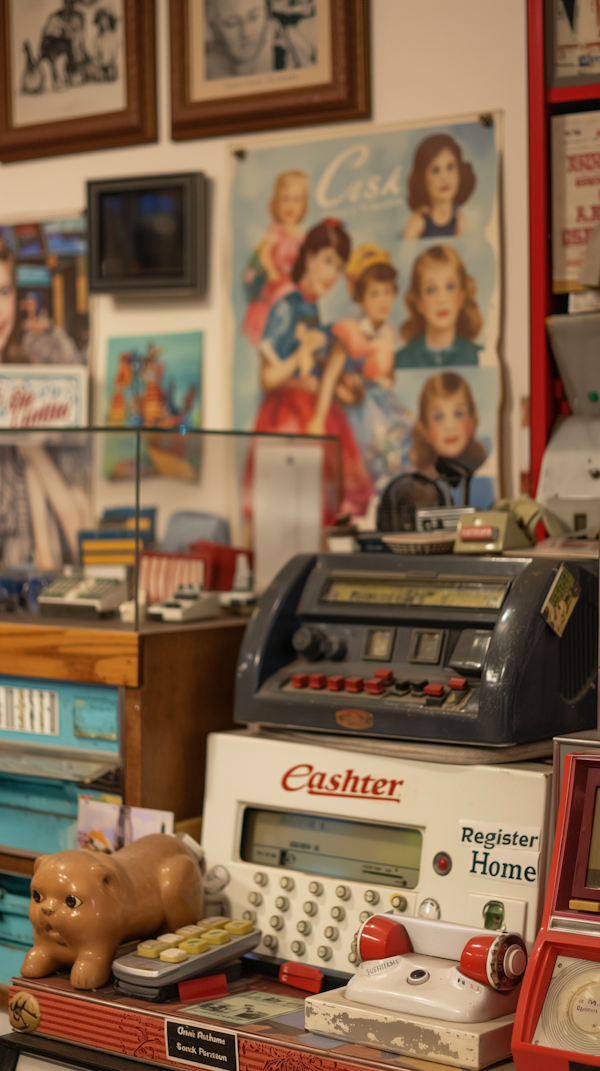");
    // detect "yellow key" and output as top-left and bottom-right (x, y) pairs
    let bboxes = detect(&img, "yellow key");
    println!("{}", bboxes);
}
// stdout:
(160, 947), (188, 963)
(179, 938), (209, 955)
(198, 917), (229, 929)
(156, 933), (183, 948)
(137, 940), (166, 959)
(204, 929), (231, 945)
(176, 924), (205, 939)
(224, 919), (254, 935)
